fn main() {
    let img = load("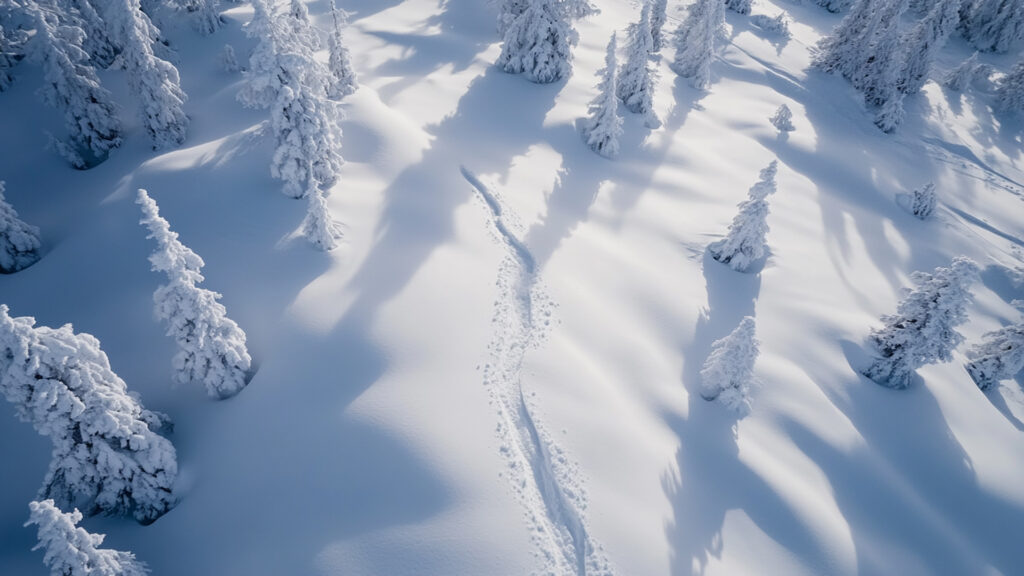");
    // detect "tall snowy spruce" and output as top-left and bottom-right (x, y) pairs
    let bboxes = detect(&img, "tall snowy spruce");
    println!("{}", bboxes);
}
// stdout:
(709, 160), (778, 272)
(582, 33), (623, 158)
(995, 58), (1024, 113)
(496, 0), (575, 84)
(26, 500), (150, 576)
(960, 0), (1024, 53)
(327, 0), (357, 99)
(0, 305), (178, 523)
(671, 0), (725, 90)
(943, 51), (981, 90)
(617, 0), (660, 127)
(650, 0), (669, 51)
(137, 189), (253, 399)
(106, 0), (189, 149)
(70, 0), (118, 68)
(0, 181), (42, 273)
(813, 0), (882, 79)
(864, 257), (979, 389)
(965, 312), (1024, 390)
(898, 0), (961, 95)
(906, 182), (937, 219)
(237, 0), (283, 109)
(700, 316), (759, 416)
(29, 5), (122, 162)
